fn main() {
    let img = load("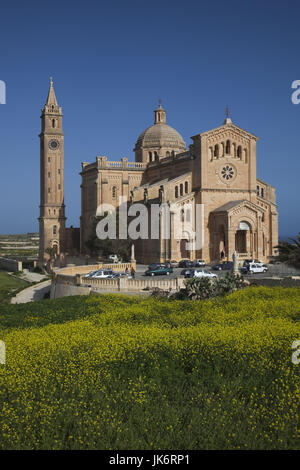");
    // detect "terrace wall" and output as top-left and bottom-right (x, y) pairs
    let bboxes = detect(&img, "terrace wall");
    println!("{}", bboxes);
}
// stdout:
(0, 257), (23, 272)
